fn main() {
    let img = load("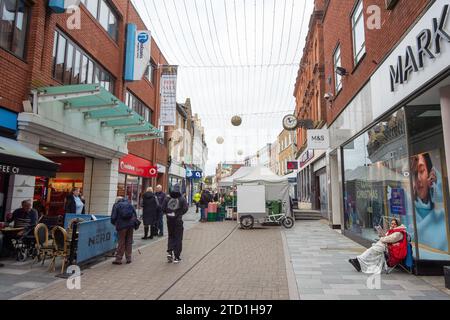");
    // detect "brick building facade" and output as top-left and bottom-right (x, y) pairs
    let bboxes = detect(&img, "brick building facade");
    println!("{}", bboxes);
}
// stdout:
(0, 0), (170, 217)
